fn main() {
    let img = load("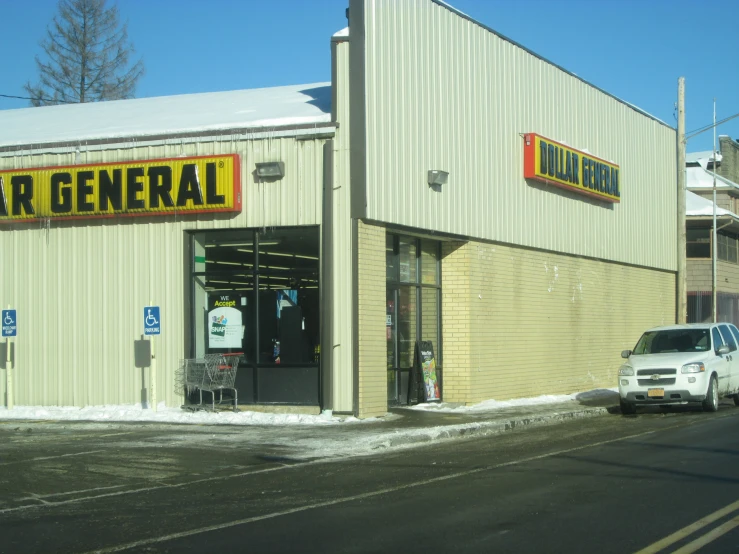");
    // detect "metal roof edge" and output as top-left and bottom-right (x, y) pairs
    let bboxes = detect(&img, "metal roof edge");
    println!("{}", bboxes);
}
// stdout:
(0, 121), (338, 154)
(430, 0), (673, 131)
